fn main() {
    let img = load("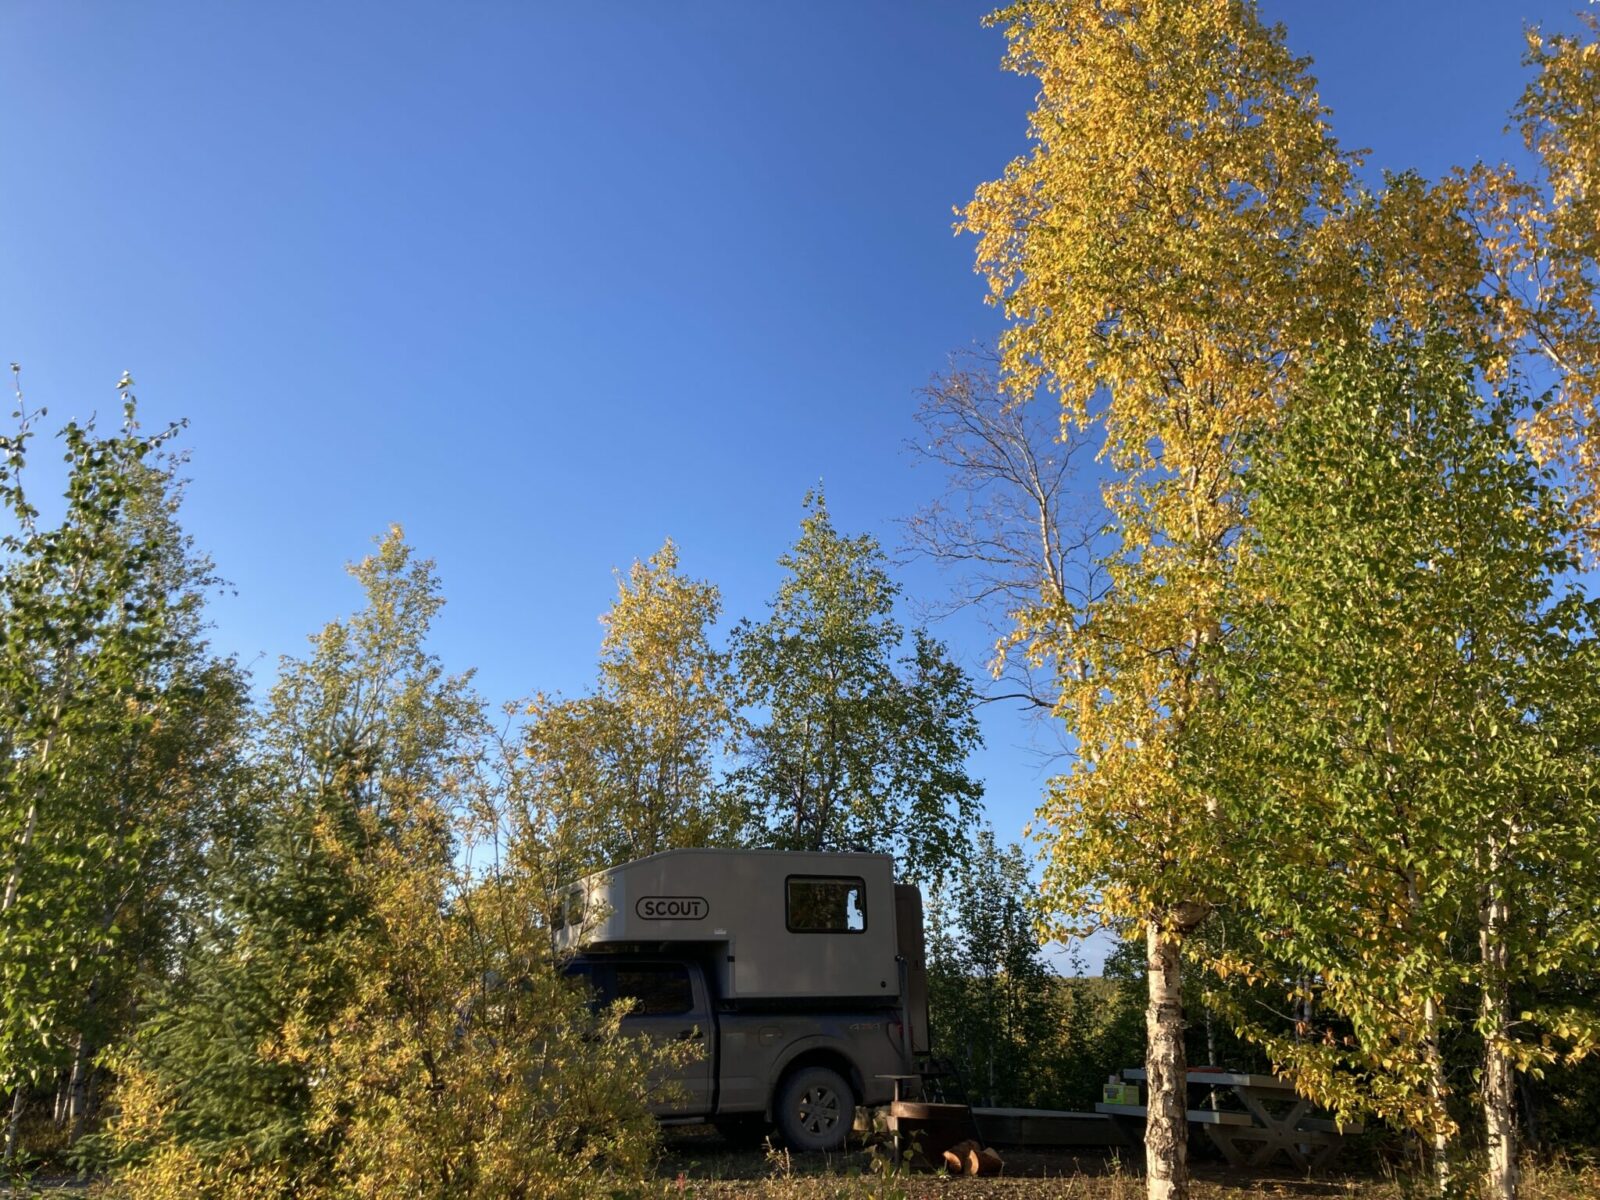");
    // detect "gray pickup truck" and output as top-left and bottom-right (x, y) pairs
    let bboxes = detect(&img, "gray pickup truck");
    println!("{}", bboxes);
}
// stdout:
(556, 849), (928, 1151)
